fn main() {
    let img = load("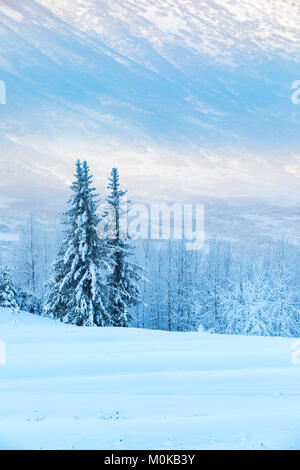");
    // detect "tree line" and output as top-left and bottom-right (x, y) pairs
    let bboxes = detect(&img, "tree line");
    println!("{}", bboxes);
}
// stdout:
(1, 160), (300, 336)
